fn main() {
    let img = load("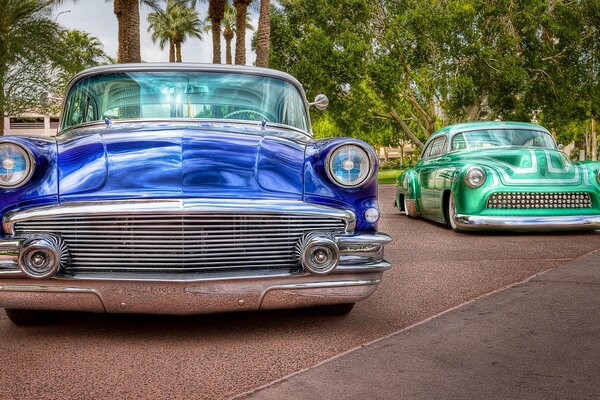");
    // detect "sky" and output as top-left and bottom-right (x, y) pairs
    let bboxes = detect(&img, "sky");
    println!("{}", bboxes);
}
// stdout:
(52, 0), (258, 64)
